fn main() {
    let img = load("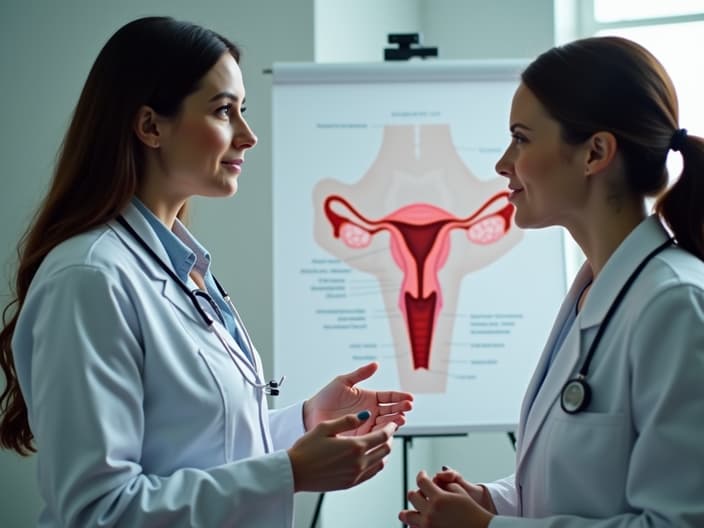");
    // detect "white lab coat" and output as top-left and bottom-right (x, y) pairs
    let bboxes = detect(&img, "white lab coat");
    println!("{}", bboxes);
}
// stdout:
(12, 203), (305, 527)
(486, 215), (704, 527)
